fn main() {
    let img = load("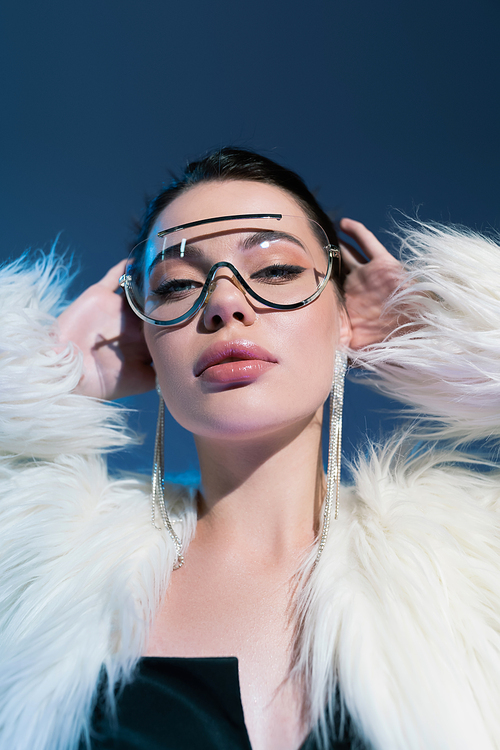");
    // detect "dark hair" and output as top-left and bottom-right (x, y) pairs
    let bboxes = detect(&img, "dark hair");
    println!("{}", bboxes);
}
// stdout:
(132, 147), (342, 291)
